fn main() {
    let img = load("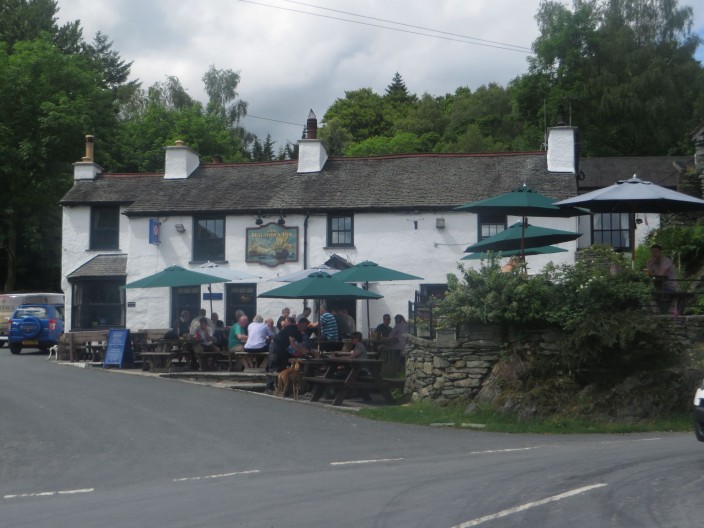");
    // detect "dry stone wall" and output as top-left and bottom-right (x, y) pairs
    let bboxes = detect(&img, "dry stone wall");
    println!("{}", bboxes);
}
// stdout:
(405, 316), (704, 404)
